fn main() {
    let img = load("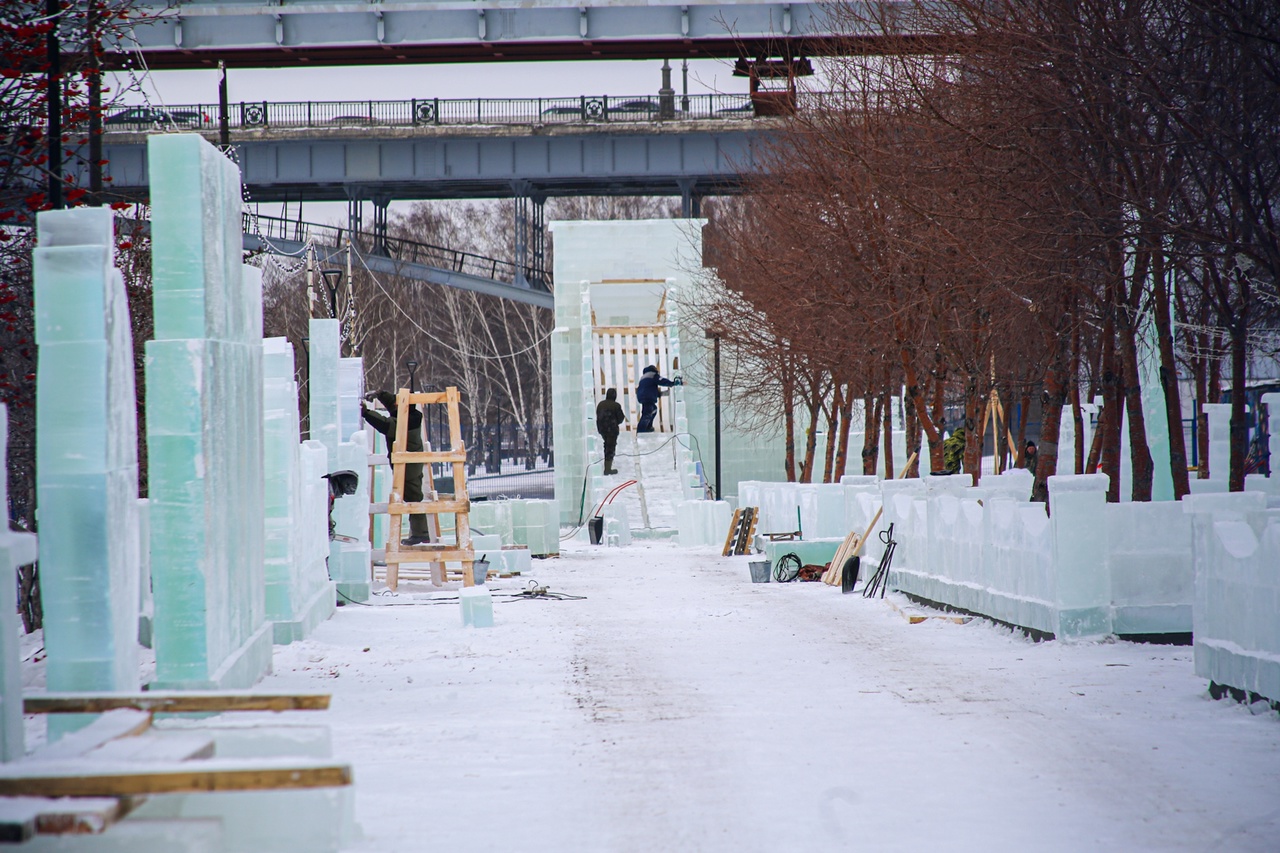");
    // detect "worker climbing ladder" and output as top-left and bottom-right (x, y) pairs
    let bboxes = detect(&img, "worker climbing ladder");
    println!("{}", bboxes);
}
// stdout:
(382, 386), (478, 591)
